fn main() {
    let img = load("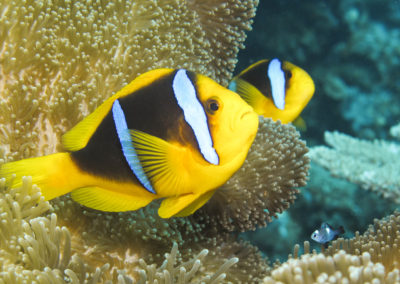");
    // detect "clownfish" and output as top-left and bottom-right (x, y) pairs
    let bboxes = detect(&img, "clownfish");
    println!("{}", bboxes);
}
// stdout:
(311, 222), (345, 246)
(228, 59), (315, 126)
(0, 69), (259, 218)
